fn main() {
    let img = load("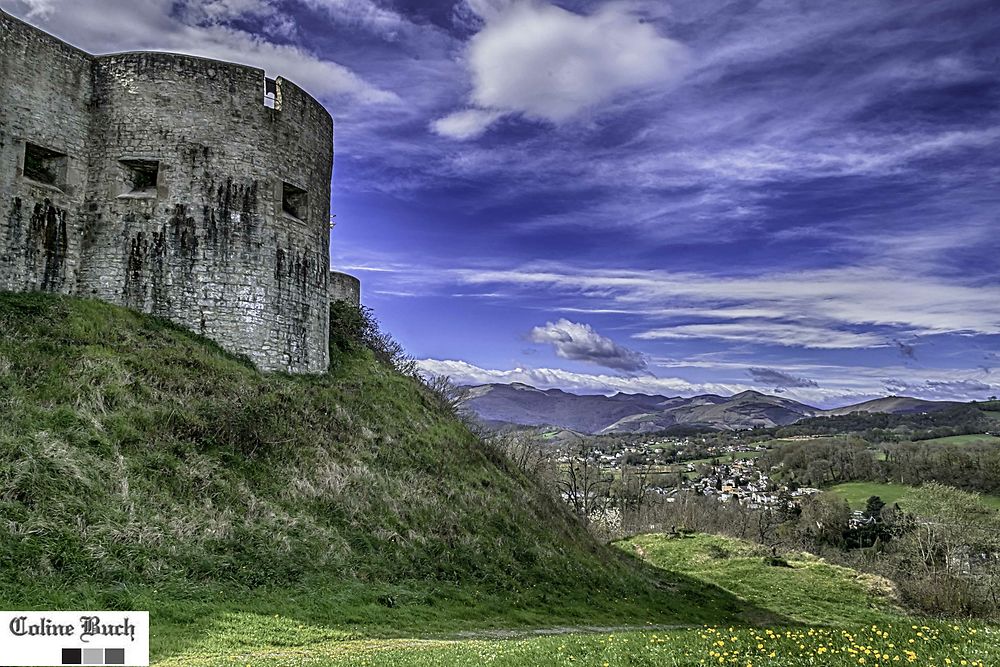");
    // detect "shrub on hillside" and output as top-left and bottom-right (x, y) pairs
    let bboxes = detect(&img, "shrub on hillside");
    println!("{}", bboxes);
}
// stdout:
(329, 301), (416, 376)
